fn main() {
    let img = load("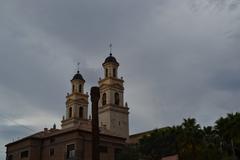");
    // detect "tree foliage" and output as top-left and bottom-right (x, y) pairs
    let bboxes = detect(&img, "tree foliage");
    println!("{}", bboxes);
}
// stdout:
(118, 112), (240, 160)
